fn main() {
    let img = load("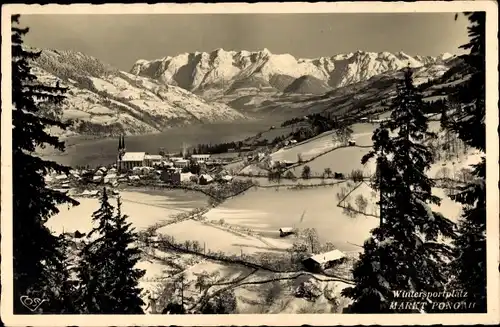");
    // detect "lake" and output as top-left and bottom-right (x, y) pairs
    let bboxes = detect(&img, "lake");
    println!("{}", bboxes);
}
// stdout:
(38, 119), (281, 167)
